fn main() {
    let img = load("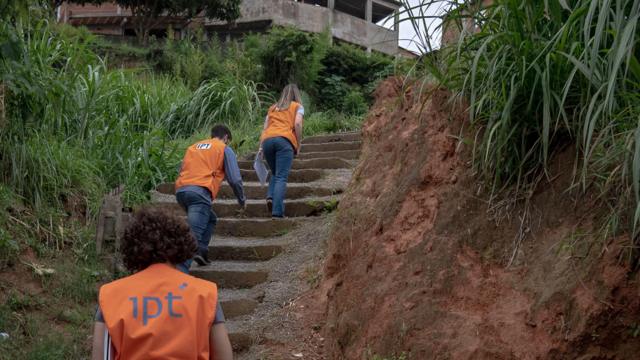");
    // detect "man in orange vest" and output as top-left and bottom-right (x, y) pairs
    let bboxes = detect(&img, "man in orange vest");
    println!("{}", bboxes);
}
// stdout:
(175, 124), (246, 272)
(91, 208), (233, 360)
